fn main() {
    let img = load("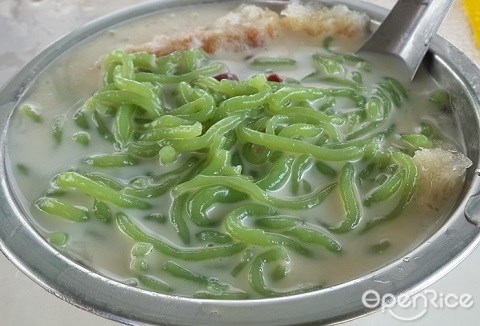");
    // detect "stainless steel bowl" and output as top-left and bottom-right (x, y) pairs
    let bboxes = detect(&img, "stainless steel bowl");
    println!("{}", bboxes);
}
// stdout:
(1, 0), (480, 325)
